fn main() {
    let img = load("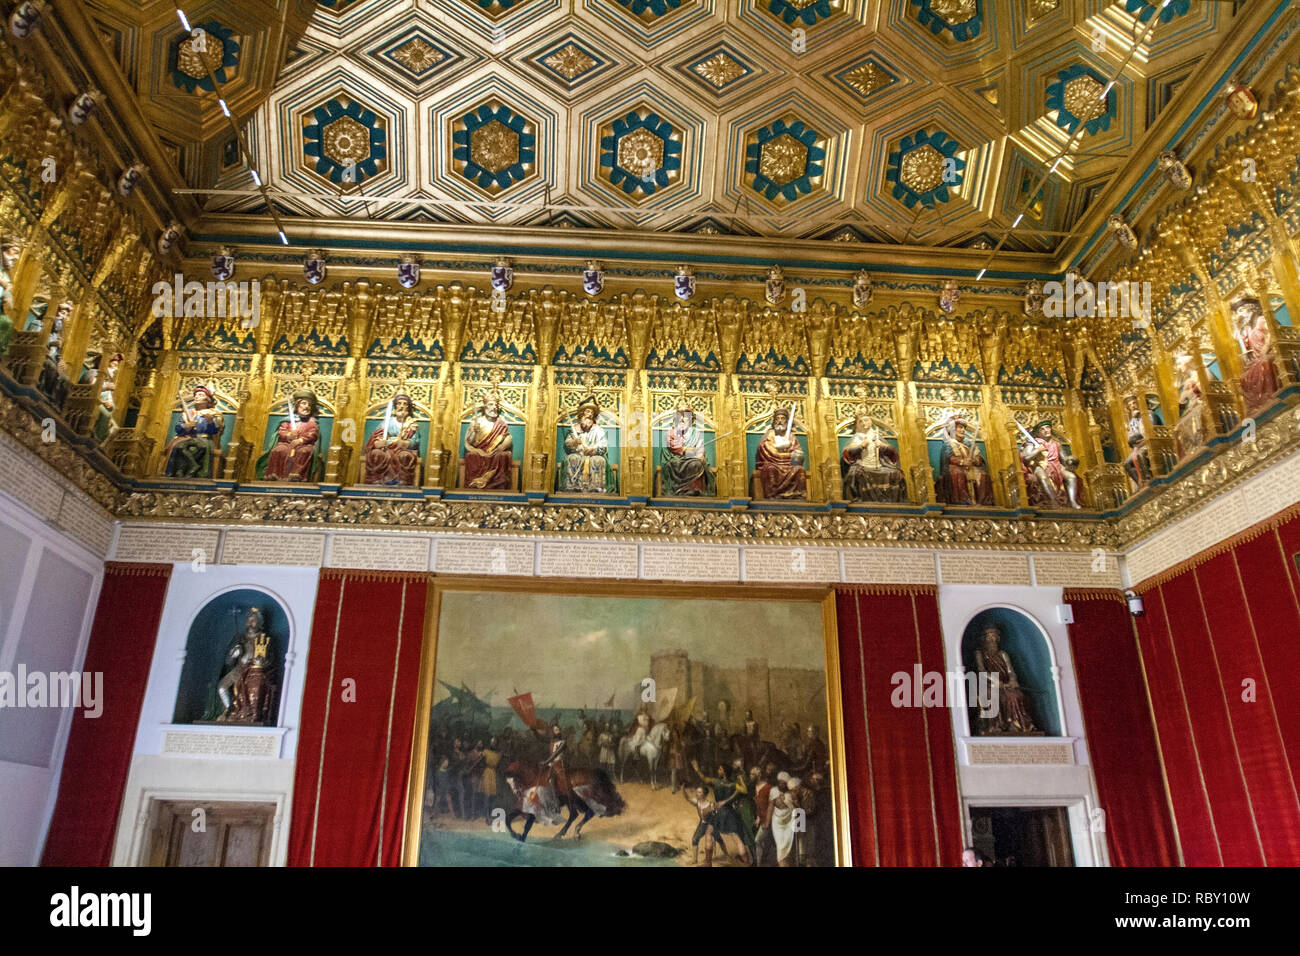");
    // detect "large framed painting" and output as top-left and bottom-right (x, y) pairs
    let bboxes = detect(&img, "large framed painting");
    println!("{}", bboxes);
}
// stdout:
(403, 578), (849, 867)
